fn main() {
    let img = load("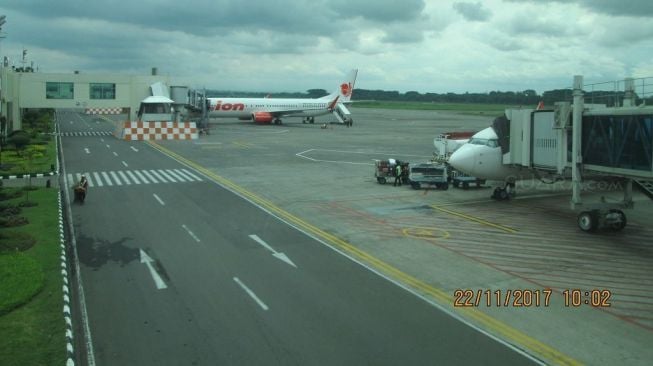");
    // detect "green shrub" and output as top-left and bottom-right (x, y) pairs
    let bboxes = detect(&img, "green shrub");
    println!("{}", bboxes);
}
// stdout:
(0, 231), (36, 252)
